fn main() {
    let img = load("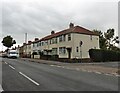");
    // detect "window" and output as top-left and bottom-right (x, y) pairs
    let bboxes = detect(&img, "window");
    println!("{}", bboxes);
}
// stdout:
(59, 36), (62, 42)
(90, 35), (92, 41)
(39, 42), (41, 46)
(52, 38), (54, 44)
(33, 44), (34, 47)
(41, 41), (44, 46)
(45, 41), (48, 45)
(55, 37), (57, 43)
(63, 34), (66, 41)
(33, 43), (35, 47)
(37, 43), (39, 47)
(68, 34), (71, 41)
(50, 39), (52, 44)
(76, 47), (79, 52)
(59, 47), (66, 54)
(59, 35), (66, 42)
(52, 48), (57, 55)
